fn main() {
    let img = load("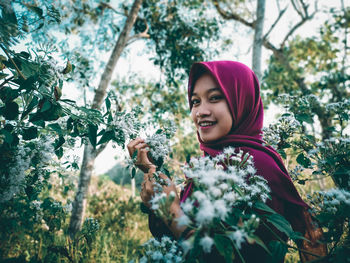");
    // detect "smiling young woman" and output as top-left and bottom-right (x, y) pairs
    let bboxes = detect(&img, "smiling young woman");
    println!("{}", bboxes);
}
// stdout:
(128, 60), (327, 262)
